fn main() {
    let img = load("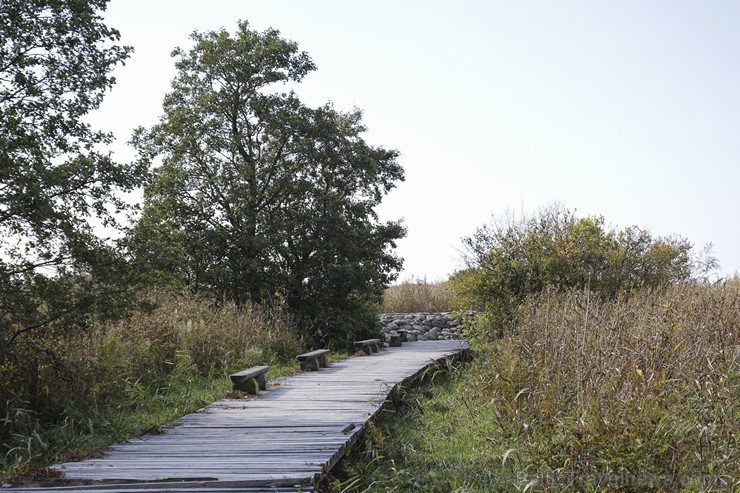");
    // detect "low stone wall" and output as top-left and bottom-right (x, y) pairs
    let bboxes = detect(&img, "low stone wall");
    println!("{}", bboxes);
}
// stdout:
(378, 312), (476, 341)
